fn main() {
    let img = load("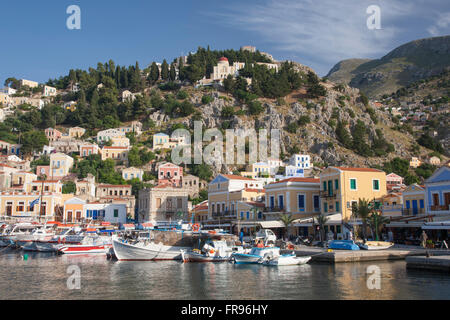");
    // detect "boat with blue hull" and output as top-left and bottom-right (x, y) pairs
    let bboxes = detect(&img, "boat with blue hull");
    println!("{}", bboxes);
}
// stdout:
(328, 240), (360, 250)
(232, 246), (280, 264)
